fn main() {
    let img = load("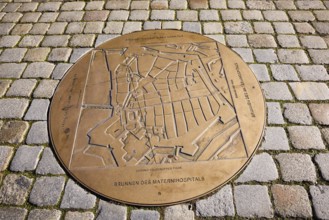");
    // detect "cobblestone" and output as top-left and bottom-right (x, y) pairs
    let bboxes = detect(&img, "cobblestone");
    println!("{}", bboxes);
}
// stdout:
(150, 1), (168, 10)
(151, 10), (174, 20)
(48, 22), (67, 34)
(260, 127), (289, 151)
(0, 63), (26, 79)
(33, 79), (58, 98)
(10, 145), (42, 172)
(165, 204), (195, 219)
(288, 11), (315, 22)
(39, 12), (59, 22)
(296, 1), (325, 10)
(276, 153), (316, 182)
(29, 176), (65, 206)
(248, 34), (277, 48)
(70, 48), (91, 63)
(196, 185), (233, 217)
(70, 34), (95, 47)
(309, 49), (329, 64)
(96, 200), (127, 220)
(224, 21), (253, 34)
(310, 186), (329, 219)
(288, 126), (325, 150)
(37, 2), (61, 12)
(0, 98), (29, 119)
(0, 174), (32, 205)
(163, 21), (181, 29)
(274, 22), (295, 34)
(28, 209), (61, 220)
(221, 10), (241, 21)
(131, 210), (160, 220)
(321, 128), (329, 144)
(24, 99), (50, 121)
(277, 35), (300, 48)
(61, 2), (85, 11)
(266, 102), (285, 125)
(23, 62), (54, 78)
(309, 104), (329, 125)
(11, 24), (33, 35)
(300, 36), (327, 49)
(271, 64), (299, 81)
(283, 103), (312, 125)
(189, 0), (208, 9)
(272, 185), (312, 218)
(0, 23), (15, 35)
(0, 35), (20, 47)
(131, 1), (149, 10)
(243, 10), (263, 20)
(0, 207), (27, 220)
(122, 22), (142, 34)
(24, 48), (50, 62)
(129, 10), (149, 21)
(261, 82), (293, 100)
(183, 22), (201, 33)
(296, 65), (329, 81)
(105, 0), (130, 10)
(21, 12), (41, 23)
(246, 1), (275, 10)
(226, 35), (248, 48)
(109, 10), (129, 20)
(30, 23), (50, 35)
(314, 10), (329, 21)
(254, 49), (278, 63)
(290, 82), (329, 100)
(36, 147), (65, 175)
(278, 49), (309, 64)
(254, 22), (274, 34)
(26, 121), (48, 144)
(57, 11), (84, 22)
(0, 146), (13, 171)
(315, 153), (329, 181)
(203, 22), (222, 34)
(0, 80), (10, 97)
(48, 48), (72, 62)
(315, 22), (329, 34)
(143, 21), (161, 30)
(65, 211), (94, 220)
(177, 11), (197, 21)
(0, 48), (27, 63)
(42, 35), (70, 47)
(294, 22), (315, 34)
(0, 121), (29, 144)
